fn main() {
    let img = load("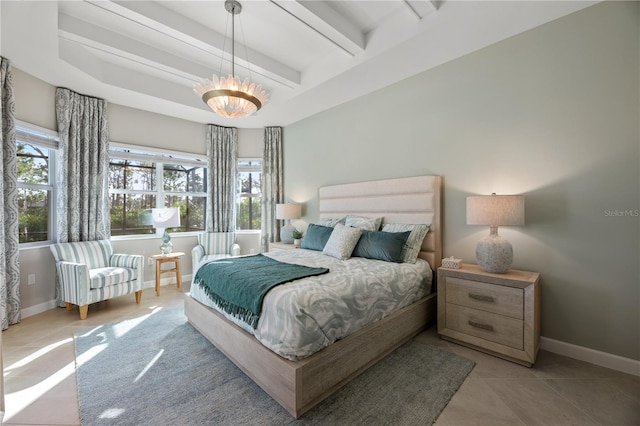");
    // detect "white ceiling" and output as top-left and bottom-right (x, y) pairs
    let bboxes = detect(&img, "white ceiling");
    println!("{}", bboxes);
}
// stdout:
(1, 1), (598, 128)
